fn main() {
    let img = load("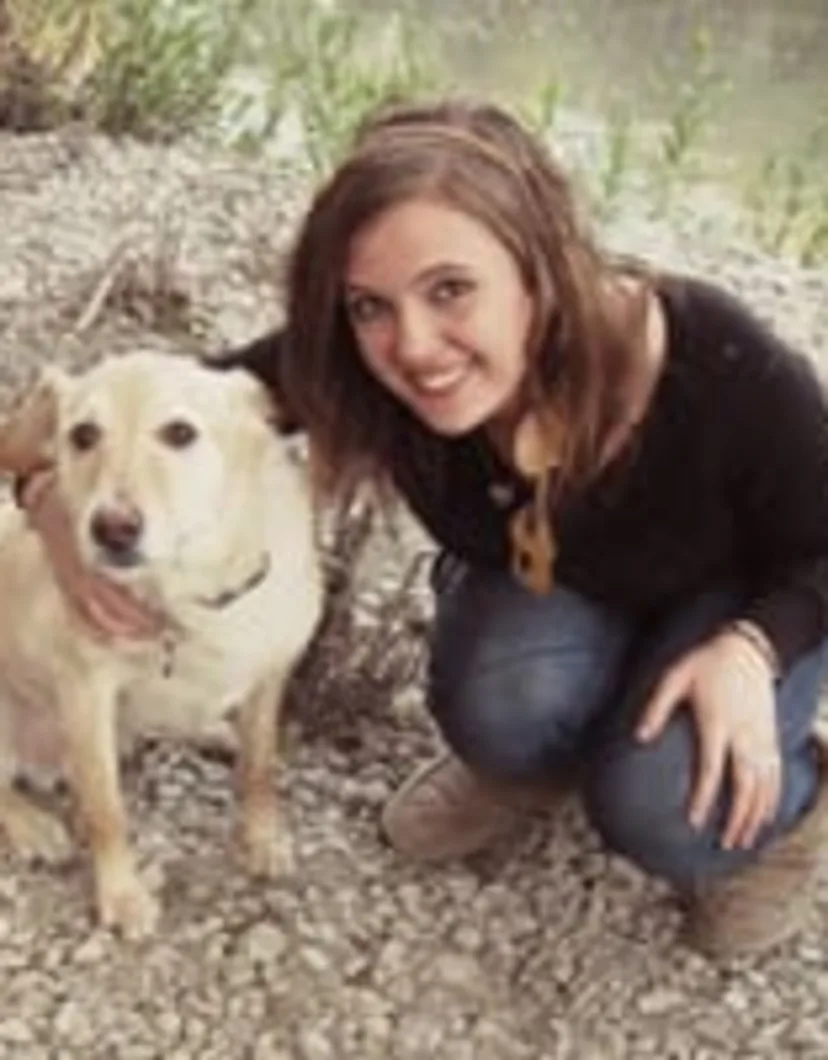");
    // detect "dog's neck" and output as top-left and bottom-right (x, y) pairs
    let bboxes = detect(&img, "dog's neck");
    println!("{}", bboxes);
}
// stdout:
(162, 460), (283, 613)
(157, 548), (272, 677)
(193, 551), (271, 610)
